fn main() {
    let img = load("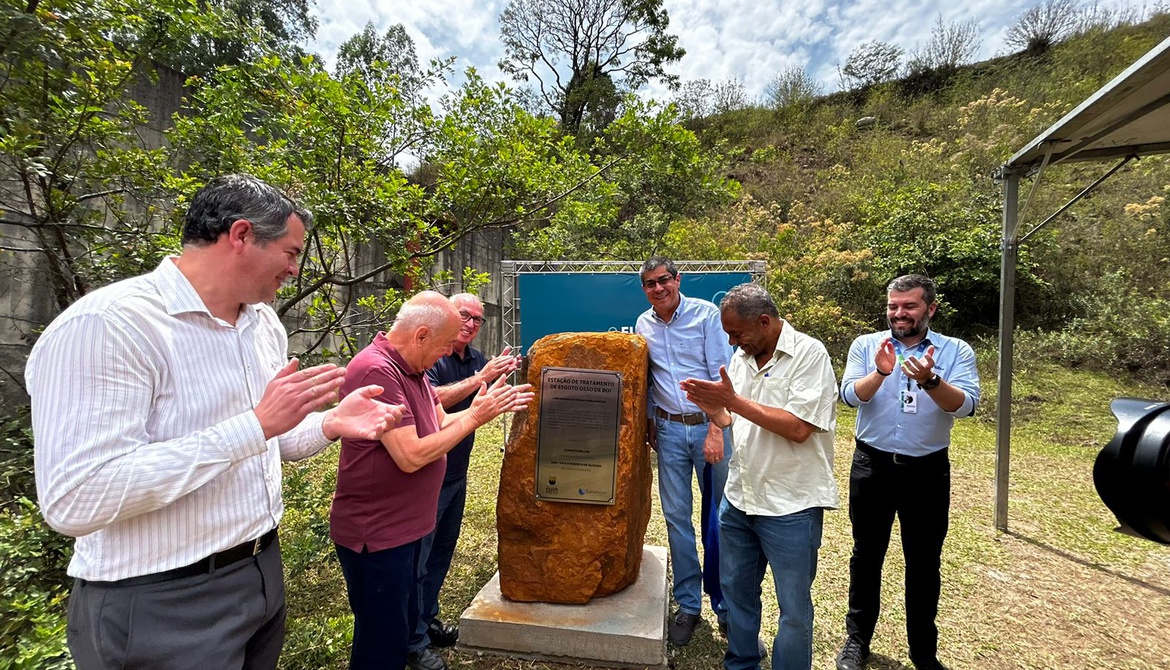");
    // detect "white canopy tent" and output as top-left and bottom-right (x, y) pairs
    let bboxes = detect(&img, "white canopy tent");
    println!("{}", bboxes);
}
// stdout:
(994, 35), (1170, 530)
